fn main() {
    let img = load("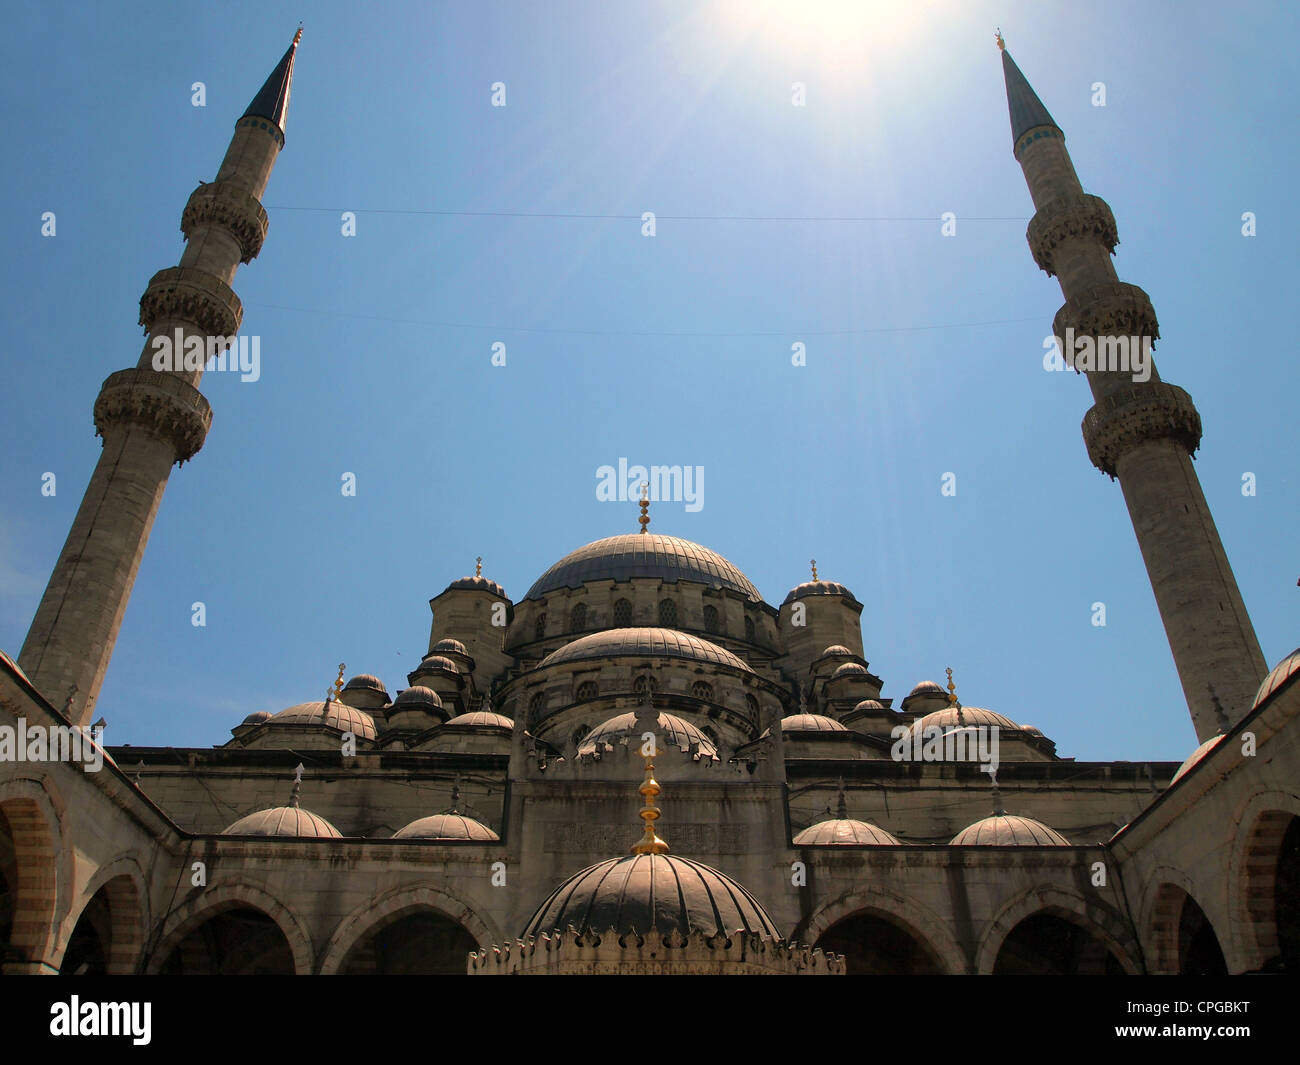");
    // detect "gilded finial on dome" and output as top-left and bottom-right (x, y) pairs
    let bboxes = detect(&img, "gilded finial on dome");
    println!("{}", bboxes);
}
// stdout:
(328, 662), (345, 702)
(995, 28), (1005, 51)
(810, 558), (818, 581)
(475, 555), (482, 578)
(945, 667), (958, 706)
(632, 755), (669, 854)
(637, 481), (650, 534)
